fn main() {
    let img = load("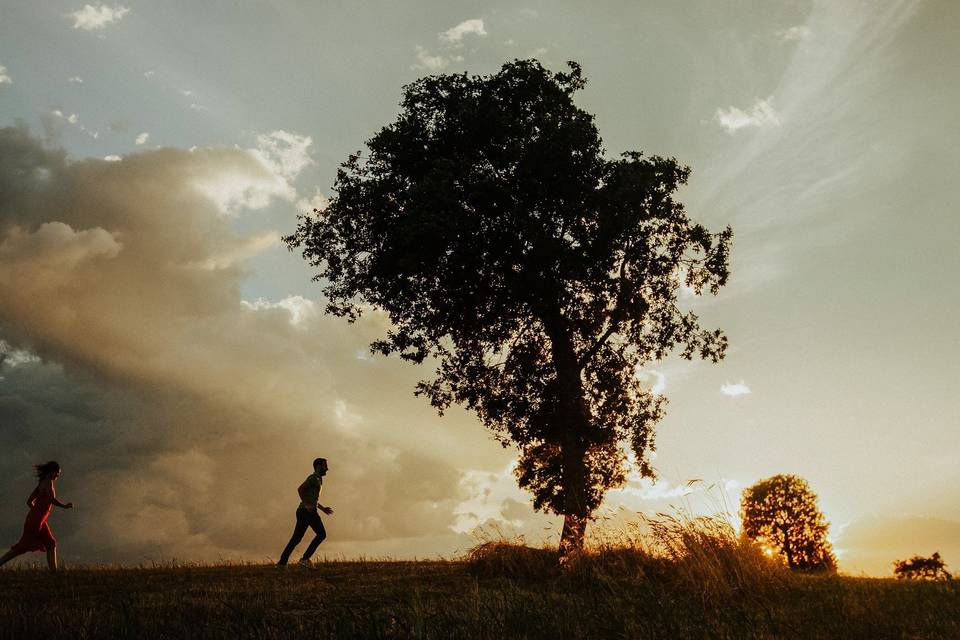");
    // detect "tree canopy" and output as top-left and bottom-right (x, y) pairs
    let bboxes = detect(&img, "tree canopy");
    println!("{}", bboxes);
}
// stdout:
(740, 474), (836, 571)
(285, 59), (732, 552)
